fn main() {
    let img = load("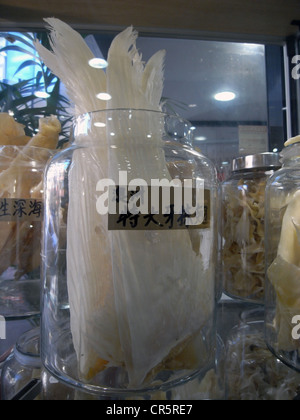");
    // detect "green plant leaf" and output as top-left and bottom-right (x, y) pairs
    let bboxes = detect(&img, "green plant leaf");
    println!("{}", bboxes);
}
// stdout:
(14, 59), (40, 76)
(0, 31), (71, 145)
(0, 45), (37, 59)
(0, 32), (36, 50)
